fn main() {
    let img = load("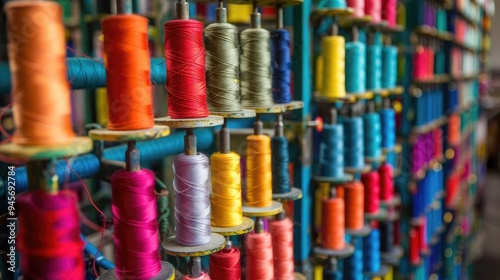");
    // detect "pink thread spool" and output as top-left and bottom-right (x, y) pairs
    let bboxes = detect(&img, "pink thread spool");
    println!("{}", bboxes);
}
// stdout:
(348, 0), (365, 17)
(382, 0), (397, 26)
(365, 0), (382, 22)
(379, 163), (394, 202)
(413, 46), (426, 80)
